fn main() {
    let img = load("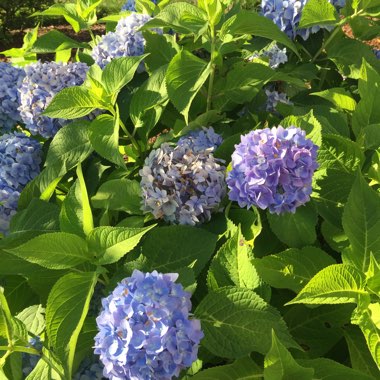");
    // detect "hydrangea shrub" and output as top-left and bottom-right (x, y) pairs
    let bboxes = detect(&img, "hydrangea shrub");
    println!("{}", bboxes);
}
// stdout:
(0, 0), (379, 379)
